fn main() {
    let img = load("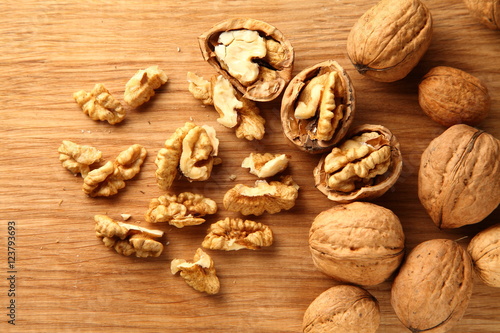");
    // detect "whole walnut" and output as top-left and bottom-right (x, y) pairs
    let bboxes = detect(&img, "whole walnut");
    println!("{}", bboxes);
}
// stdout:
(467, 223), (500, 288)
(391, 239), (473, 333)
(418, 66), (491, 127)
(309, 202), (405, 286)
(302, 285), (380, 333)
(463, 0), (500, 30)
(418, 124), (500, 229)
